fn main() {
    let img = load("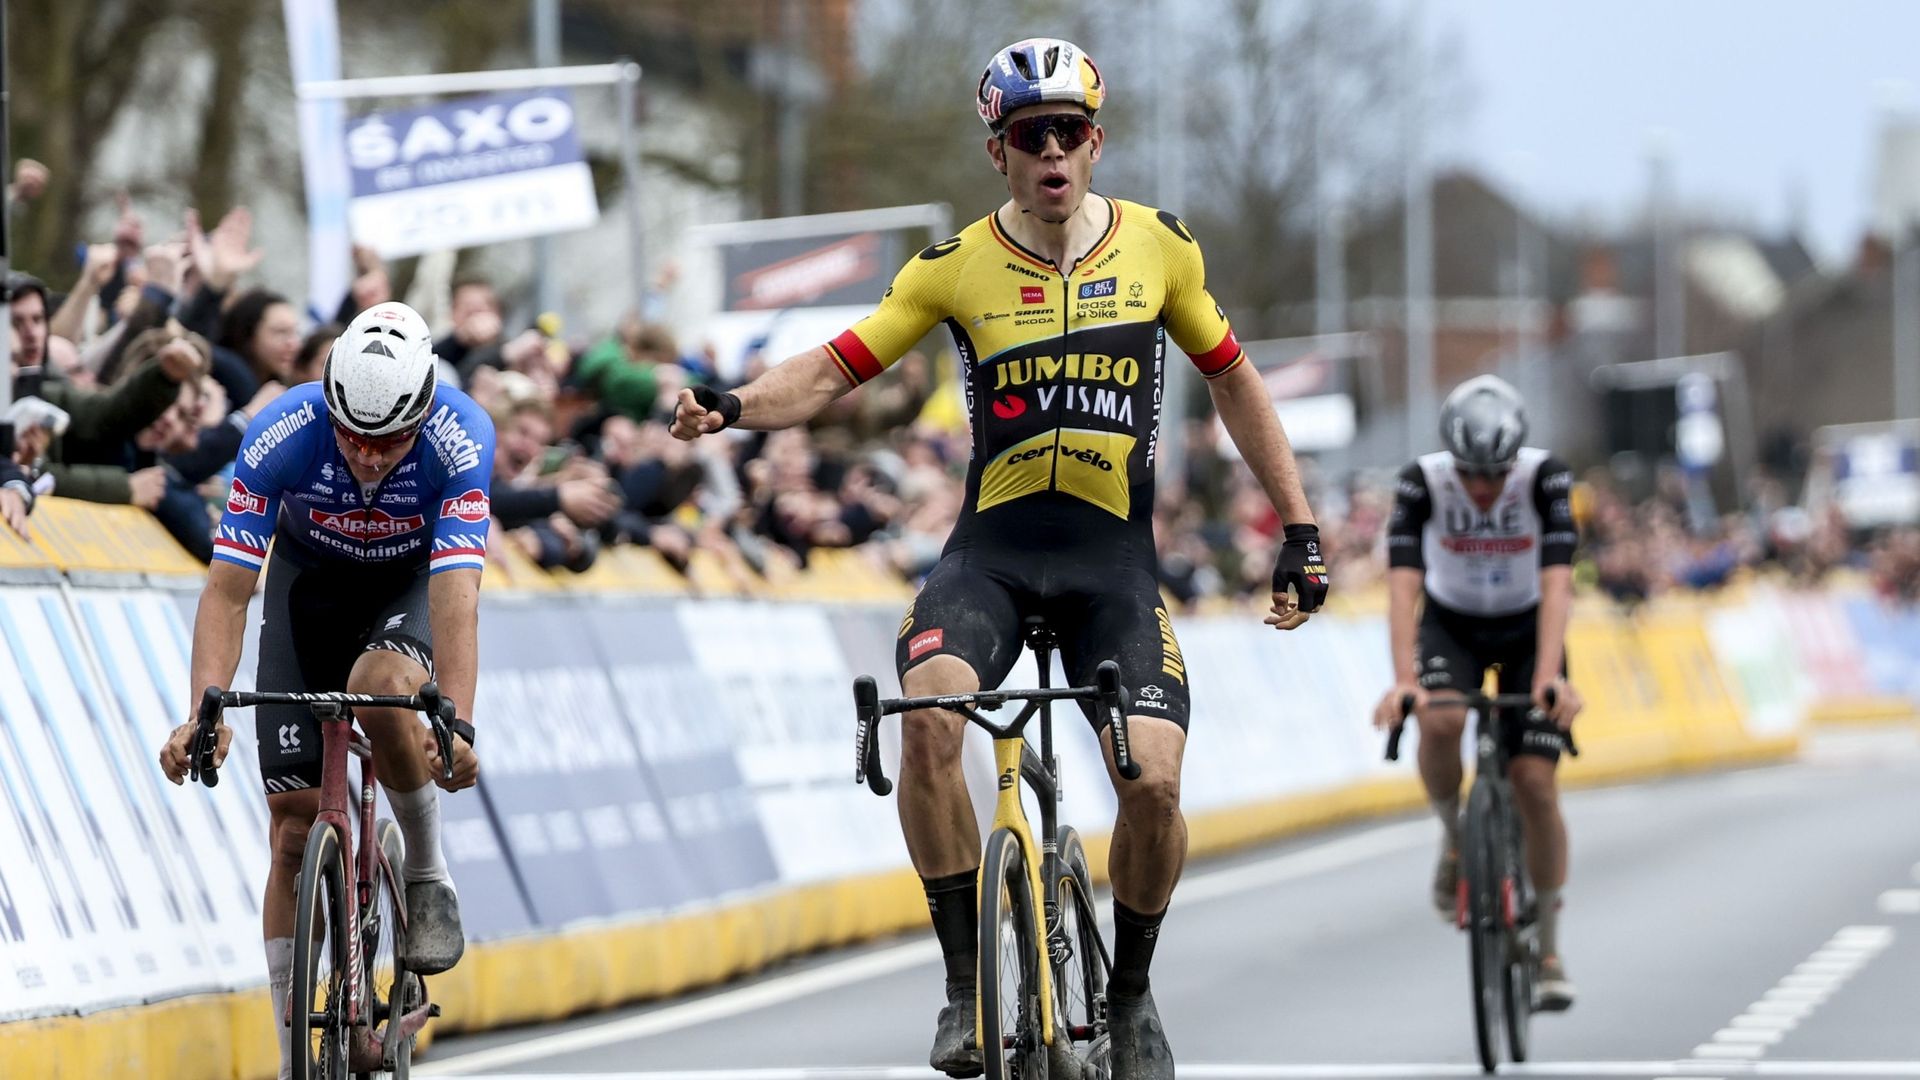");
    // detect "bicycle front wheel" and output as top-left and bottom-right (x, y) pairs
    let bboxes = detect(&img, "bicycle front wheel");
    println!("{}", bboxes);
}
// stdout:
(1051, 826), (1107, 1078)
(1461, 785), (1505, 1074)
(368, 819), (422, 1078)
(292, 821), (351, 1080)
(1501, 804), (1534, 1065)
(979, 828), (1047, 1080)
